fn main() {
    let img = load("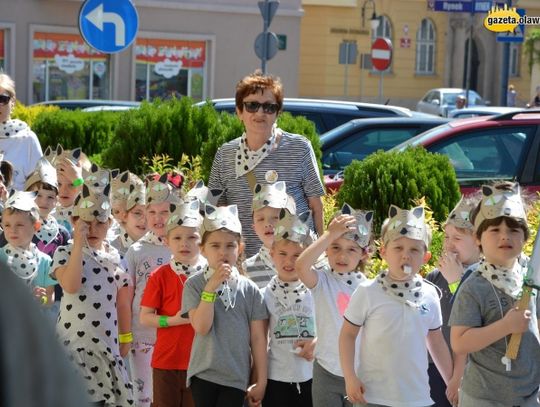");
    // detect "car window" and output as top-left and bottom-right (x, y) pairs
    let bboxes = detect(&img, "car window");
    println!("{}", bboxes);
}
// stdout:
(322, 127), (421, 171)
(427, 126), (534, 181)
(287, 112), (326, 134)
